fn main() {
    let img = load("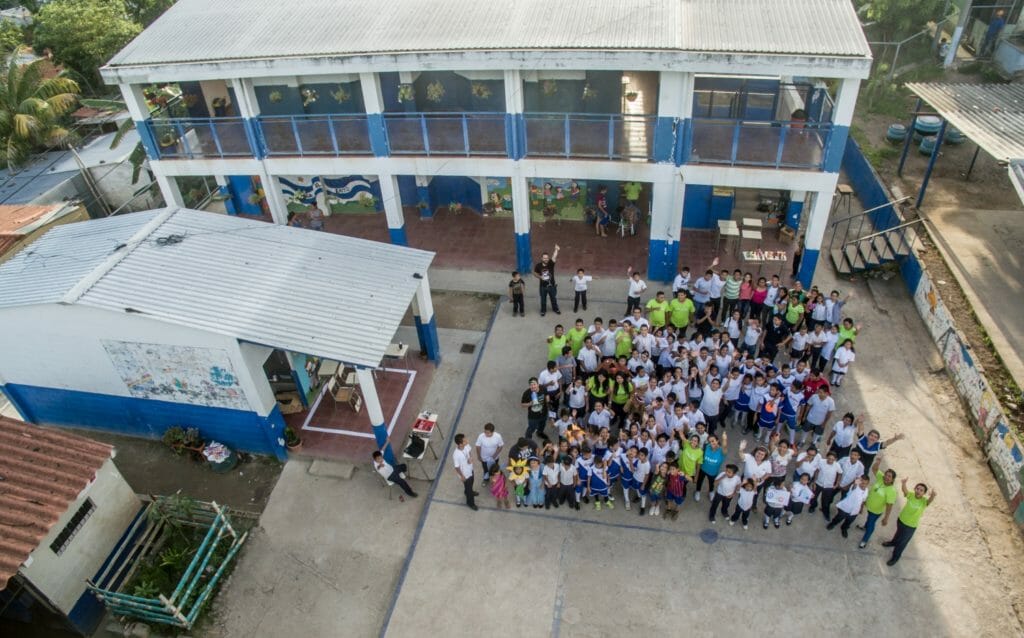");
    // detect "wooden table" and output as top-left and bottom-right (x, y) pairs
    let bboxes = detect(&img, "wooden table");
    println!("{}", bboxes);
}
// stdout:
(409, 411), (442, 464)
(717, 220), (740, 255)
(383, 342), (411, 373)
